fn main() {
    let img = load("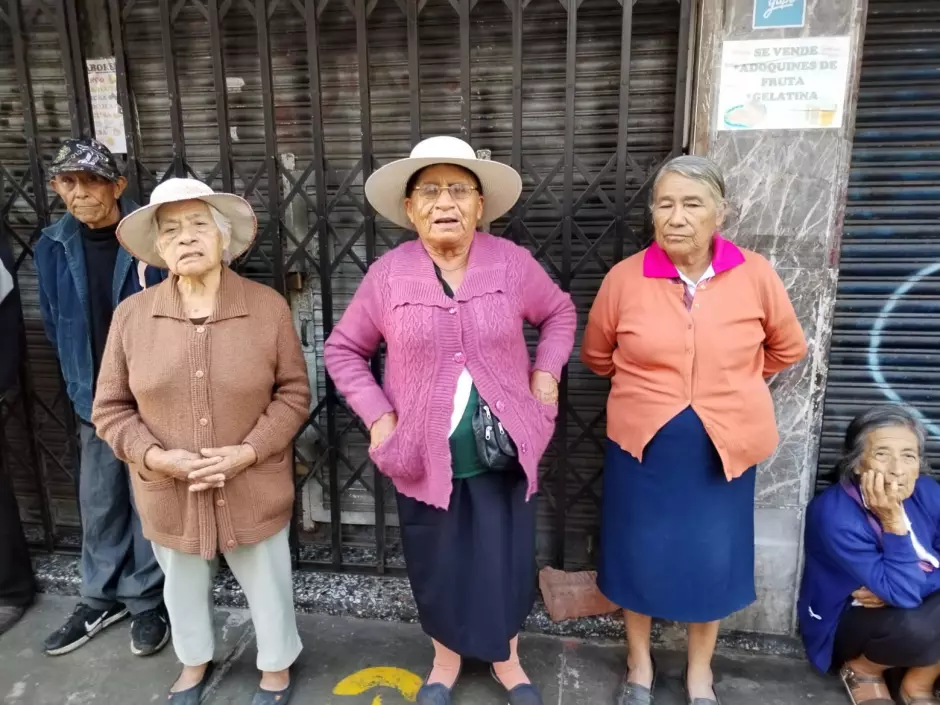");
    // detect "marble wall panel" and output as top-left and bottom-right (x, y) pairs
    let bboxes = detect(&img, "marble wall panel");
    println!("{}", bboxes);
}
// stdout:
(723, 507), (803, 635)
(690, 0), (868, 636)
